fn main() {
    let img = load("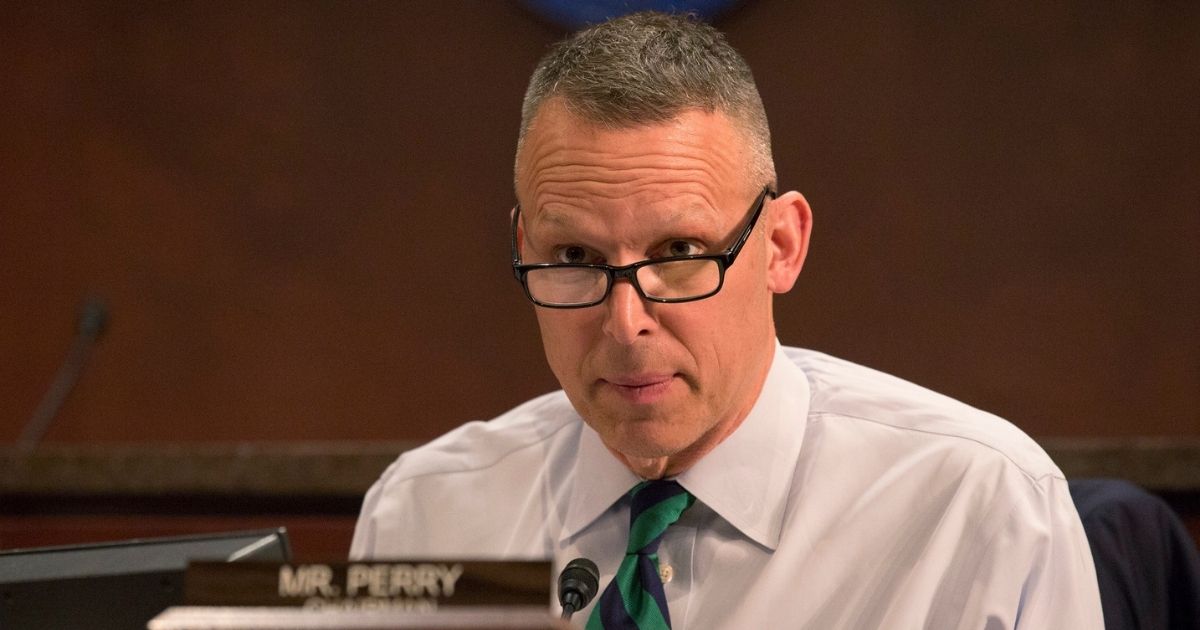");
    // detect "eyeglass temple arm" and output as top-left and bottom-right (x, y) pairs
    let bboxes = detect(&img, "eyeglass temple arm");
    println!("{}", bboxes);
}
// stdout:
(723, 186), (776, 266)
(510, 205), (523, 272)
